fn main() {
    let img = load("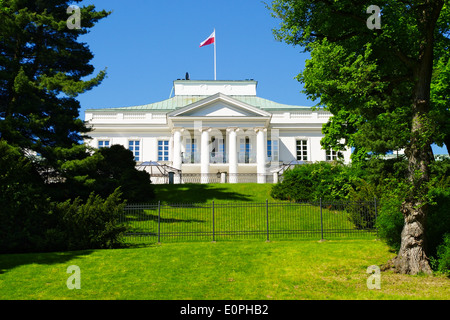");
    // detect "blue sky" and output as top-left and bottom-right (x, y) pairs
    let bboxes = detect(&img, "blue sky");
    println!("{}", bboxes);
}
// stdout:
(76, 0), (448, 155)
(77, 0), (308, 110)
